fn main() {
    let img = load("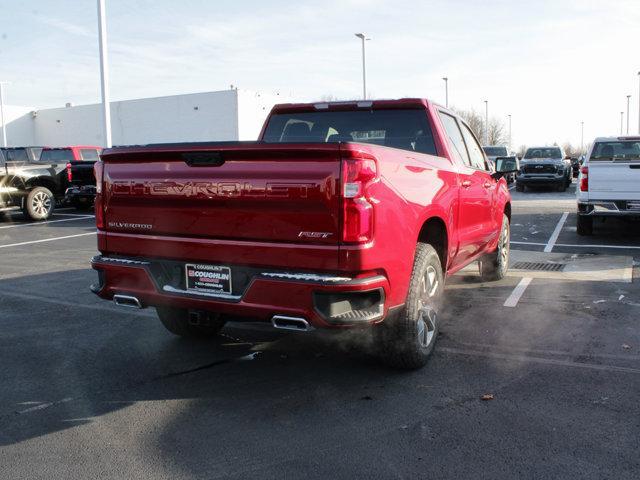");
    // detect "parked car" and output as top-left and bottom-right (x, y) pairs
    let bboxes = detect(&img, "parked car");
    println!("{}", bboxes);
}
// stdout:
(0, 145), (101, 220)
(576, 136), (640, 235)
(90, 98), (516, 369)
(516, 146), (572, 192)
(0, 146), (44, 162)
(62, 147), (102, 209)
